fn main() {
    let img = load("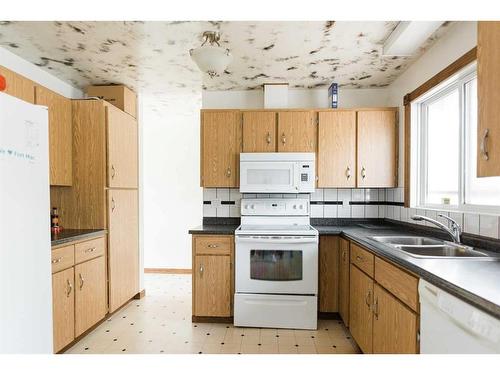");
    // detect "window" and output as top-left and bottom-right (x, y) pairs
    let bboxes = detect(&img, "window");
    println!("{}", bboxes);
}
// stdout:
(415, 63), (500, 212)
